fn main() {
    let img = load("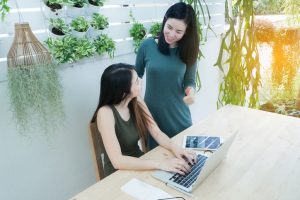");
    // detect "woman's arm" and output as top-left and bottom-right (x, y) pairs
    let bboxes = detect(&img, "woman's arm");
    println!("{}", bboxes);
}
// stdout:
(137, 98), (197, 164)
(97, 106), (189, 174)
(183, 62), (197, 105)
